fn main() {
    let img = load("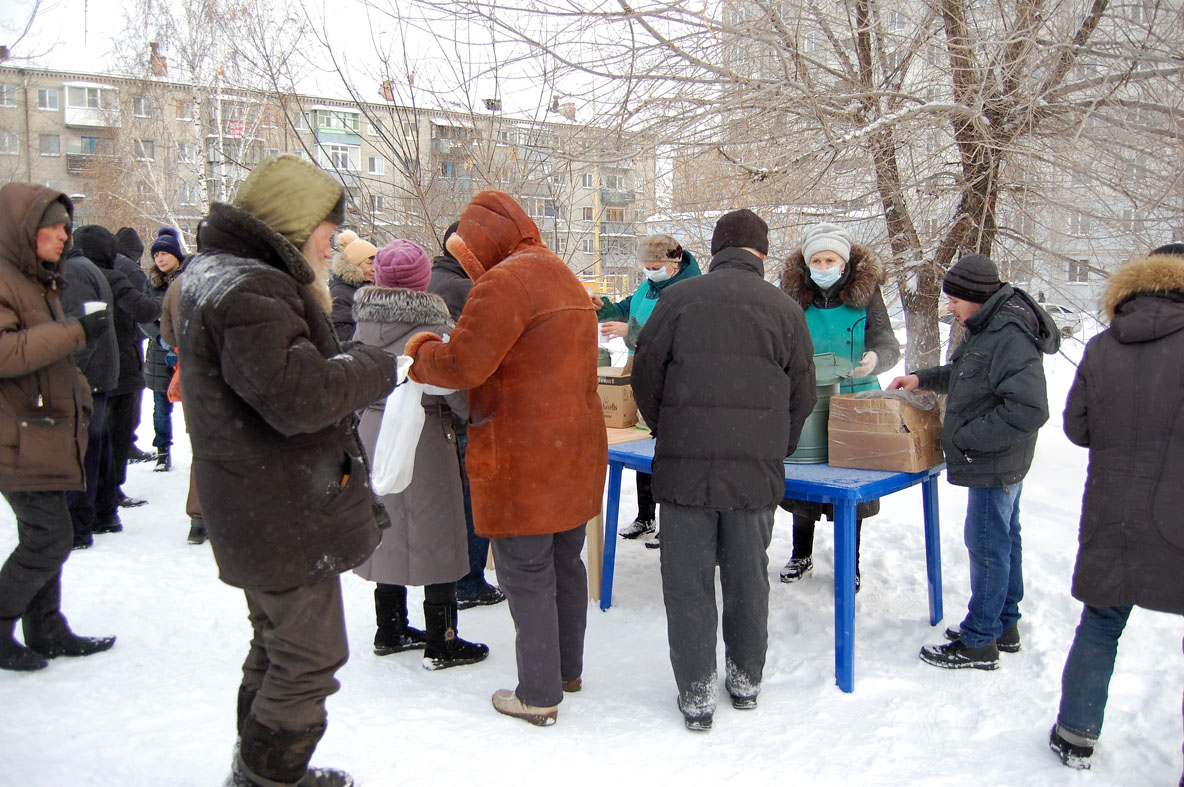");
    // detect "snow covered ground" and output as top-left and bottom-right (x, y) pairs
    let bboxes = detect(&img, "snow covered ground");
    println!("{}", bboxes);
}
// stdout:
(2, 325), (1181, 786)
